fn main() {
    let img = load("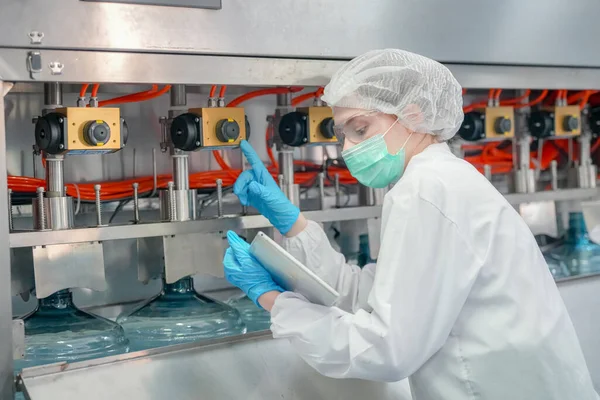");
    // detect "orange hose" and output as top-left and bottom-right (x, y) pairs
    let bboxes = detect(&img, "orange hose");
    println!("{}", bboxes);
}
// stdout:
(227, 87), (303, 108)
(79, 84), (89, 98)
(209, 85), (217, 98)
(219, 85), (227, 98)
(514, 89), (549, 108)
(91, 84), (100, 98)
(291, 88), (325, 106)
(98, 85), (170, 107)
